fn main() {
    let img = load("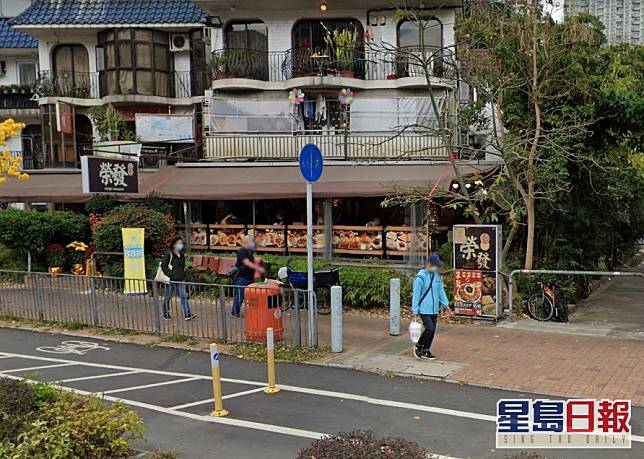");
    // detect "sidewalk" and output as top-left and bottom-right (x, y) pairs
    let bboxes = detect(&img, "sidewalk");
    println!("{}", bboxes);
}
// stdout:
(319, 315), (644, 406)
